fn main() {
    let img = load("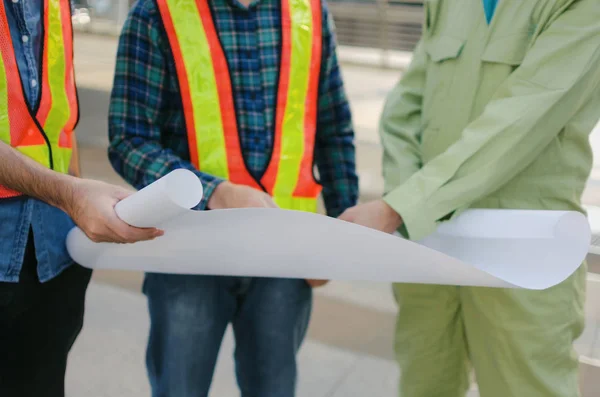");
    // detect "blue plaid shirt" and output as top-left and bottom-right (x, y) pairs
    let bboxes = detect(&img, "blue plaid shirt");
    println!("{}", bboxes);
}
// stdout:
(108, 0), (358, 217)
